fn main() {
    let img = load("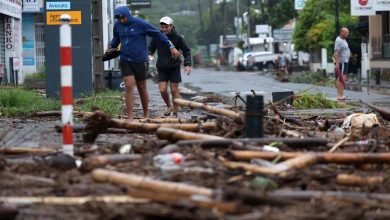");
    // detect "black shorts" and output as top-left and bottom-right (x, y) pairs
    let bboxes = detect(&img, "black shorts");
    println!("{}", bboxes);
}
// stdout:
(336, 63), (349, 79)
(120, 61), (148, 81)
(158, 66), (181, 83)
